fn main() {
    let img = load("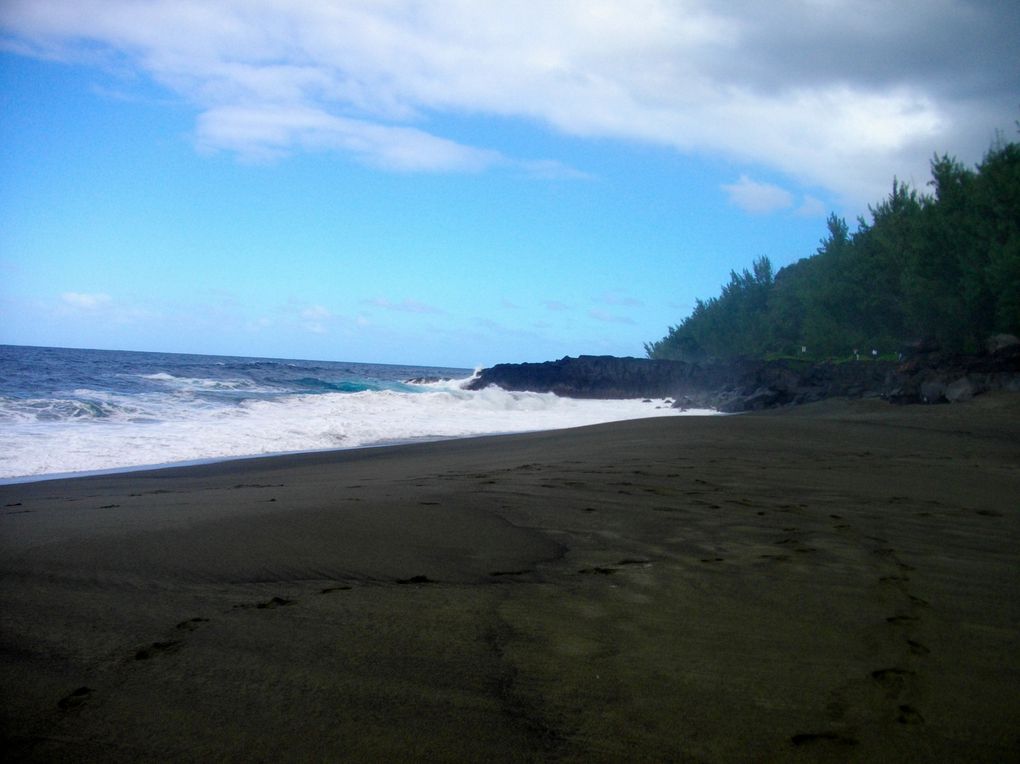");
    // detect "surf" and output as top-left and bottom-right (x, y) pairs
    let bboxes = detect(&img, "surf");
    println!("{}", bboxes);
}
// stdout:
(0, 345), (713, 481)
